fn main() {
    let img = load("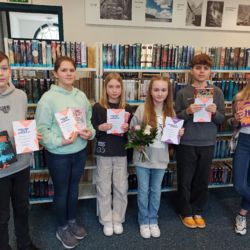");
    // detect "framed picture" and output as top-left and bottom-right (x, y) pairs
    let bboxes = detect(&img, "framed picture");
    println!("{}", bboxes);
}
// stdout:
(85, 0), (250, 32)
